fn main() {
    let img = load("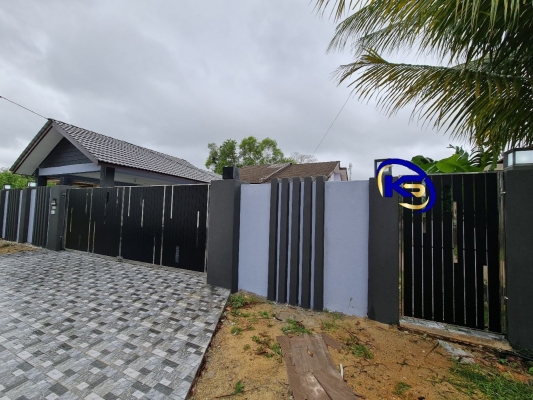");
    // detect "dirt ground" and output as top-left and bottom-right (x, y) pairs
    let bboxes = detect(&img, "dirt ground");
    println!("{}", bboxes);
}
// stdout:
(189, 293), (532, 400)
(0, 239), (35, 254)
